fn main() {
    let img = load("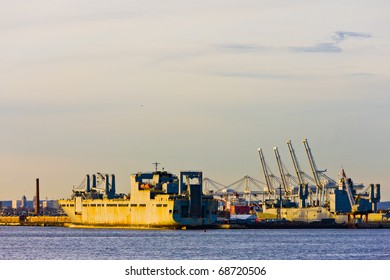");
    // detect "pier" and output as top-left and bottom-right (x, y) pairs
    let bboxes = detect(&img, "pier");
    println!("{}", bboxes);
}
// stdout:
(0, 215), (70, 227)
